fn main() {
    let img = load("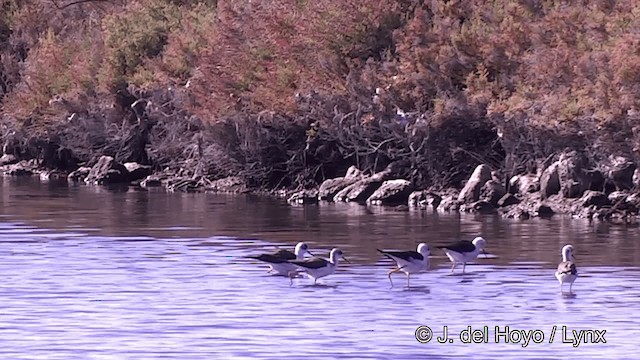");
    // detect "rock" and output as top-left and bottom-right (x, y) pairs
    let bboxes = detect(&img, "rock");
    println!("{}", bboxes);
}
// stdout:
(3, 161), (34, 176)
(440, 194), (461, 211)
(84, 156), (130, 185)
(540, 162), (560, 198)
(367, 179), (413, 205)
(498, 193), (520, 207)
(333, 177), (384, 203)
(167, 177), (201, 192)
(607, 156), (636, 190)
(608, 191), (629, 204)
(318, 167), (364, 201)
(583, 168), (606, 191)
(535, 204), (555, 217)
(557, 151), (590, 198)
(345, 165), (364, 179)
(0, 154), (18, 166)
(288, 189), (319, 204)
(509, 174), (539, 195)
(39, 170), (66, 181)
(424, 193), (442, 208)
(140, 175), (163, 188)
(471, 200), (495, 213)
(206, 176), (247, 193)
(479, 180), (506, 206)
(124, 162), (152, 181)
(318, 177), (359, 200)
(579, 190), (609, 208)
(68, 166), (92, 182)
(458, 164), (492, 203)
(333, 167), (395, 203)
(634, 169), (640, 188)
(408, 190), (428, 207)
